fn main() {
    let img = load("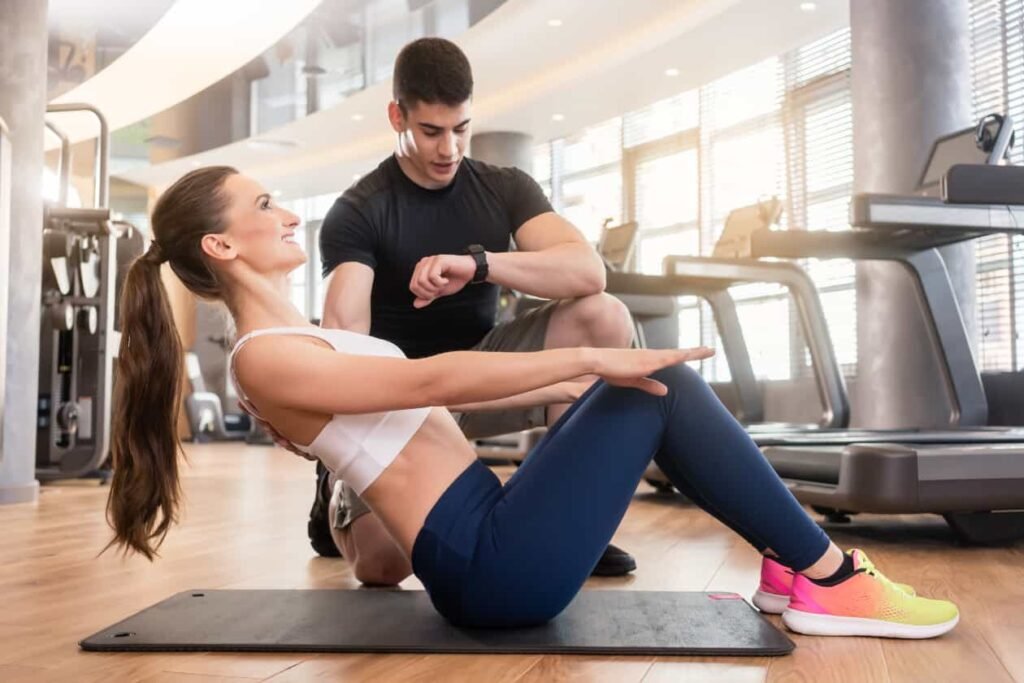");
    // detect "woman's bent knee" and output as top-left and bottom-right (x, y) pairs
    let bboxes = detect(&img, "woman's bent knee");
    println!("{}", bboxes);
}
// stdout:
(654, 362), (704, 388)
